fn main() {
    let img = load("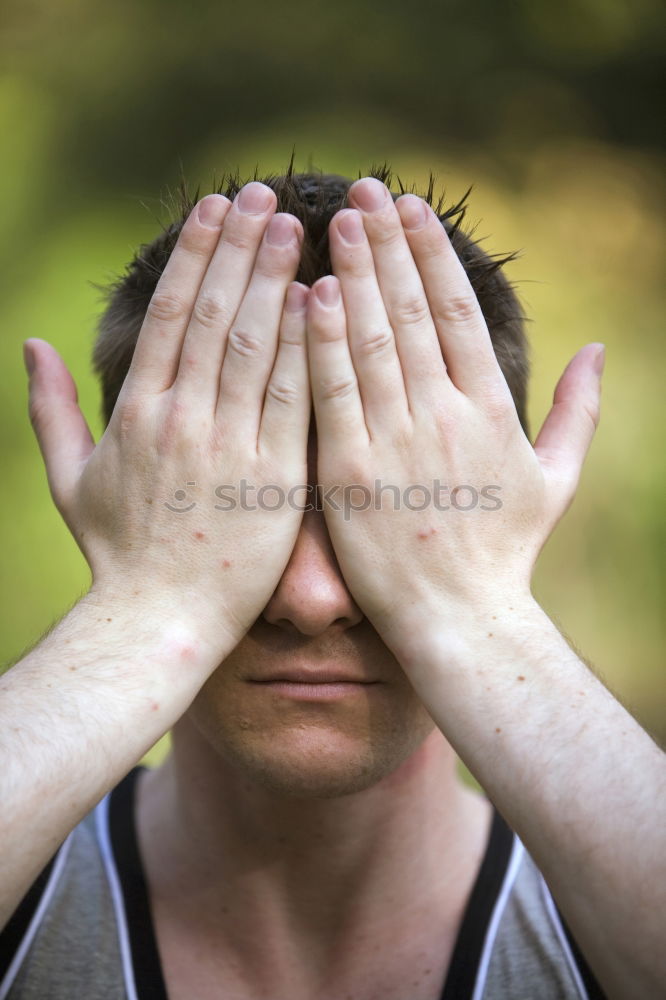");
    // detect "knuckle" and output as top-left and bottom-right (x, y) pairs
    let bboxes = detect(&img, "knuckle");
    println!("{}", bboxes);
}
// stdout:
(341, 462), (369, 486)
(265, 378), (299, 406)
(27, 394), (48, 430)
(334, 247), (371, 275)
(278, 325), (305, 348)
(112, 396), (150, 445)
(431, 401), (457, 435)
(155, 396), (191, 452)
(480, 381), (516, 421)
(226, 327), (264, 359)
(318, 374), (358, 401)
(582, 396), (601, 430)
(435, 295), (480, 326)
(261, 252), (298, 280)
(146, 291), (188, 325)
(192, 292), (230, 330)
(391, 295), (431, 329)
(357, 328), (395, 358)
(370, 224), (402, 250)
(390, 422), (414, 451)
(221, 227), (259, 254)
(177, 223), (217, 258)
(115, 398), (142, 436)
(418, 232), (447, 262)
